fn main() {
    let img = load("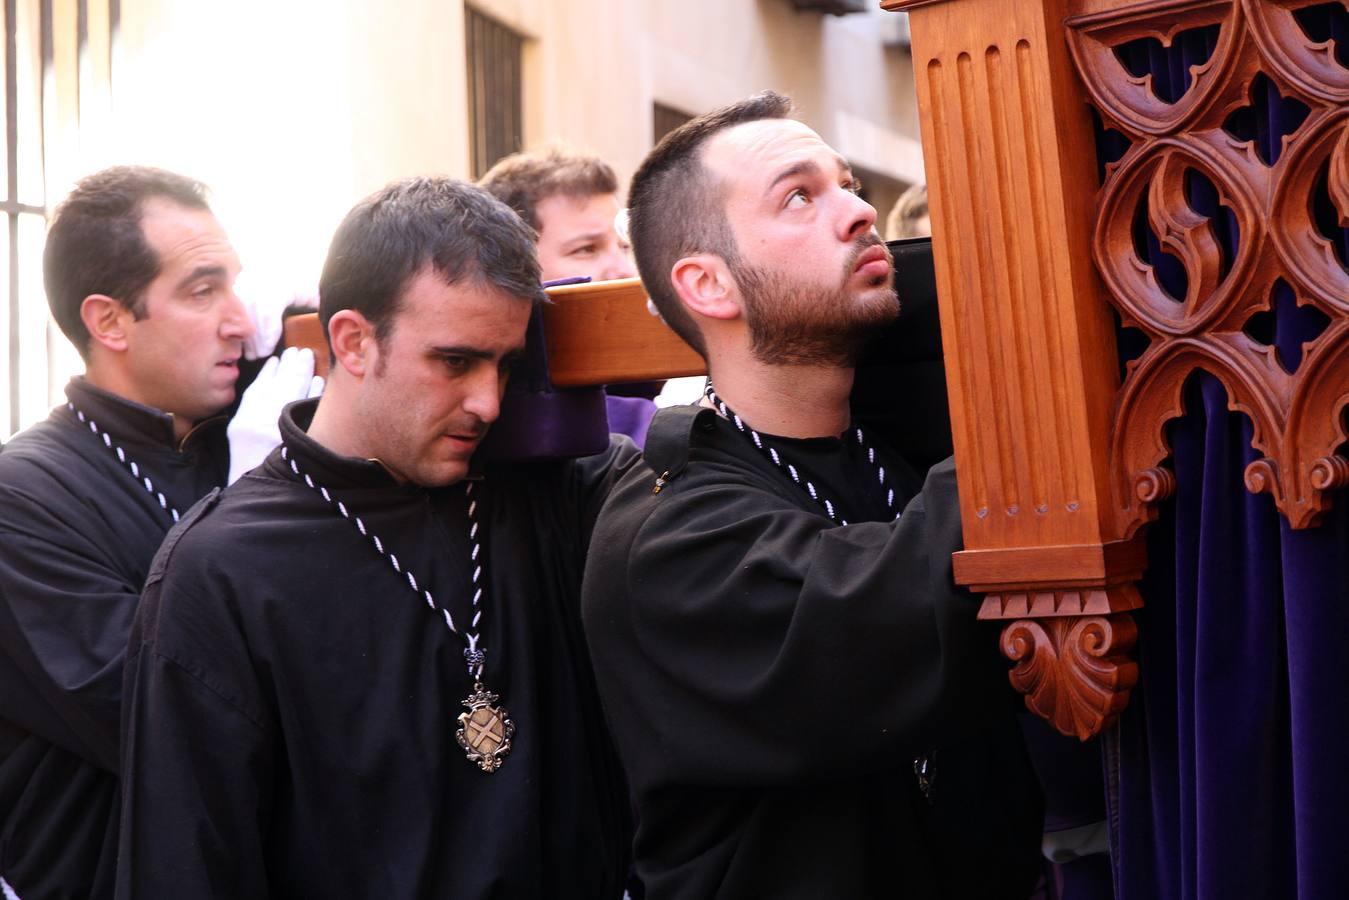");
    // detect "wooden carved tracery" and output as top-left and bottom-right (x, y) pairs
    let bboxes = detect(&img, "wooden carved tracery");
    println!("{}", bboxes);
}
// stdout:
(889, 0), (1349, 739)
(1068, 0), (1349, 533)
